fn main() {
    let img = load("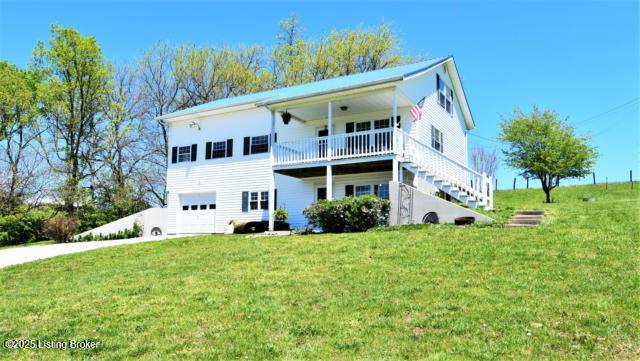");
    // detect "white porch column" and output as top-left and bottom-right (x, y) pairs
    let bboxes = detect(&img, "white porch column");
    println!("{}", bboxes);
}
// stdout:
(326, 165), (333, 200)
(392, 88), (401, 180)
(268, 110), (276, 231)
(326, 101), (333, 200)
(393, 159), (399, 182)
(327, 101), (333, 160)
